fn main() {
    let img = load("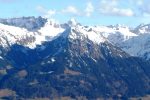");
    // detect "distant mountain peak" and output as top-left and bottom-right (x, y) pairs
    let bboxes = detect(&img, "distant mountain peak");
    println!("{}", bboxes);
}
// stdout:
(60, 25), (107, 45)
(0, 16), (47, 31)
(68, 18), (79, 26)
(1, 16), (150, 60)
